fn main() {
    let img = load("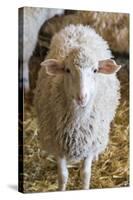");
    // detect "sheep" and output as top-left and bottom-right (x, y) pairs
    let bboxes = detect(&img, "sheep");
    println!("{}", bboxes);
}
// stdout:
(19, 7), (64, 91)
(34, 24), (121, 191)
